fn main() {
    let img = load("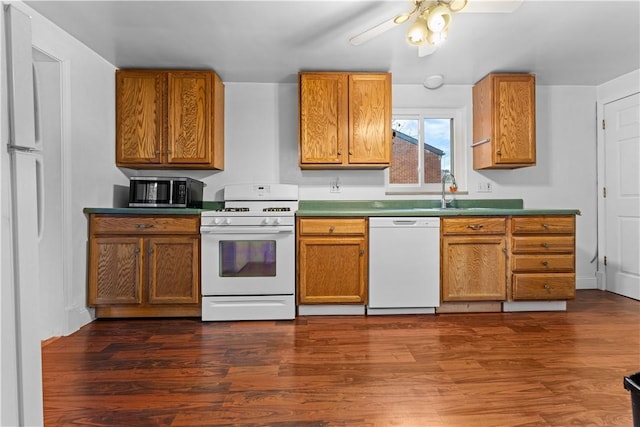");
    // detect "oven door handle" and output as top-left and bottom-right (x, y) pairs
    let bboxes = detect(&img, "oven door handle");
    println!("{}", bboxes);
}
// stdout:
(200, 226), (294, 234)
